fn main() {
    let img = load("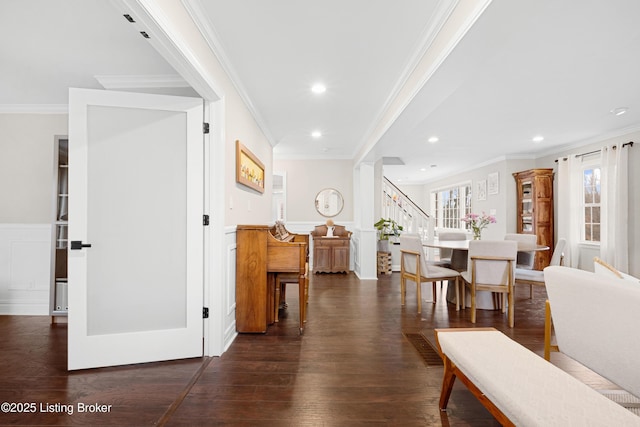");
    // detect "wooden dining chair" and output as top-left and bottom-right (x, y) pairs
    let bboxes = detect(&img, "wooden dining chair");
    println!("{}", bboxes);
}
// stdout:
(399, 234), (461, 312)
(461, 240), (517, 327)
